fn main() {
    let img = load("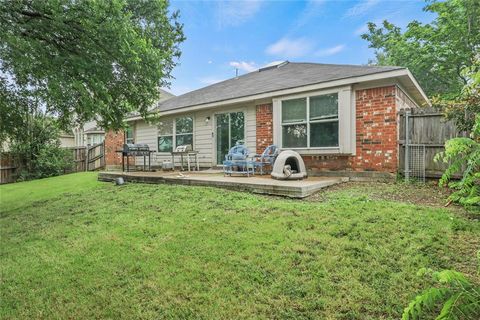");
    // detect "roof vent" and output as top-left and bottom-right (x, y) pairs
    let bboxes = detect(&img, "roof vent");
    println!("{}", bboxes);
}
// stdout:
(259, 60), (289, 72)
